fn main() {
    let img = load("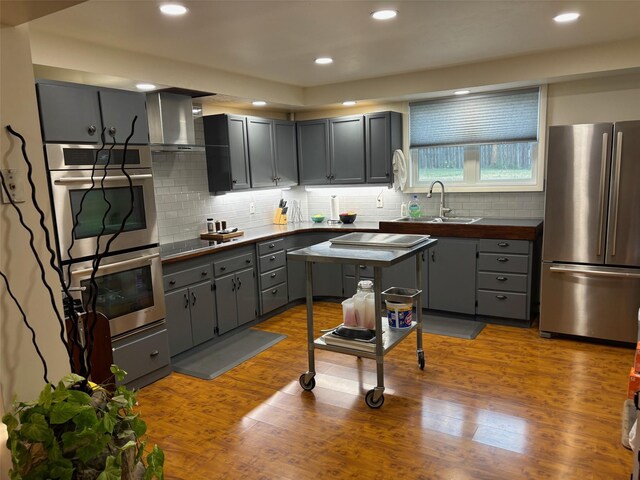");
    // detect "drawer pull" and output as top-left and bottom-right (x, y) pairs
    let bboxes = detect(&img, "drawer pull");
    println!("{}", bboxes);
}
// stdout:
(246, 259), (251, 264)
(220, 266), (226, 271)
(498, 242), (509, 247)
(497, 257), (509, 262)
(150, 350), (159, 357)
(270, 273), (277, 278)
(496, 276), (507, 282)
(269, 243), (275, 248)
(272, 289), (278, 294)
(496, 295), (508, 300)
(270, 256), (276, 261)
(169, 280), (176, 286)
(201, 271), (208, 276)
(359, 265), (367, 270)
